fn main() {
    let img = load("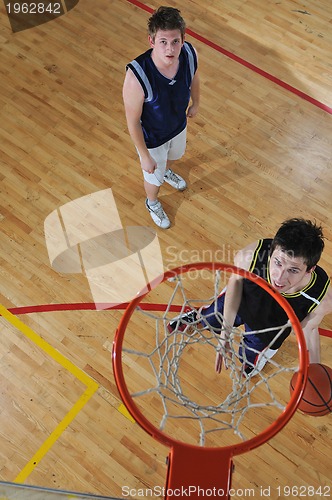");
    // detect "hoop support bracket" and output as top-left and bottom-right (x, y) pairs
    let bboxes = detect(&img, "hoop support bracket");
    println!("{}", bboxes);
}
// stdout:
(165, 444), (234, 499)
